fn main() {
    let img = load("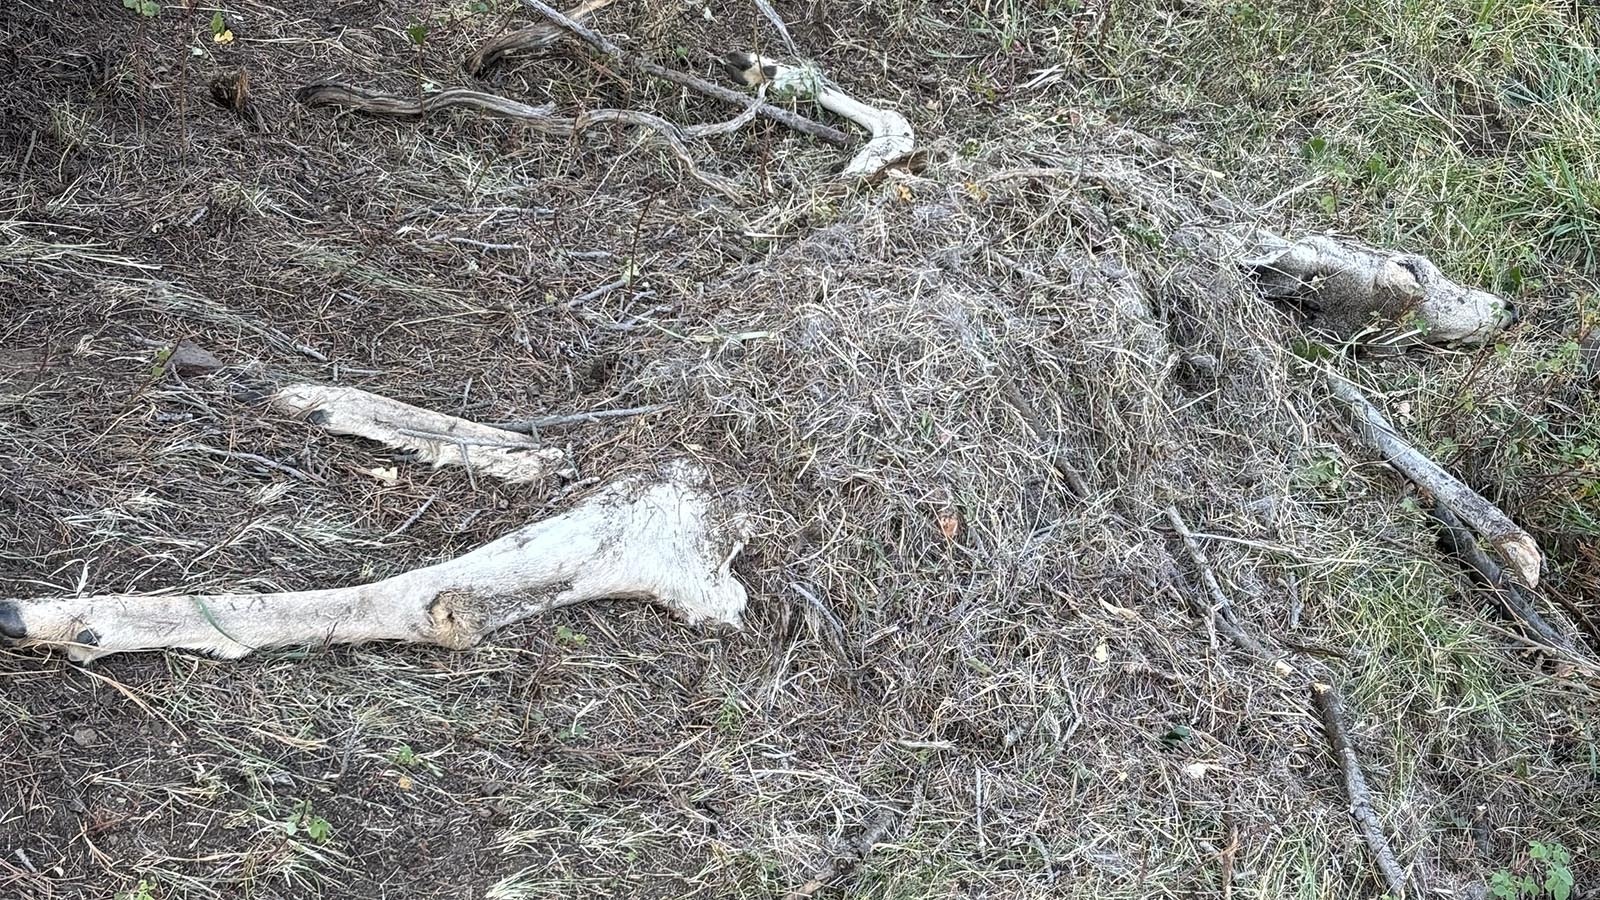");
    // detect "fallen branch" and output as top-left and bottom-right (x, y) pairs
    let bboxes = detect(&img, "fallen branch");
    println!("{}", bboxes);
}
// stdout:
(0, 386), (750, 662)
(1240, 231), (1514, 345)
(1162, 507), (1417, 895)
(721, 52), (915, 179)
(1431, 501), (1593, 661)
(513, 0), (853, 147)
(1311, 682), (1411, 899)
(465, 0), (617, 75)
(1328, 374), (1541, 589)
(296, 84), (746, 200)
